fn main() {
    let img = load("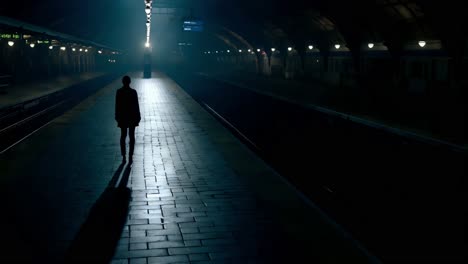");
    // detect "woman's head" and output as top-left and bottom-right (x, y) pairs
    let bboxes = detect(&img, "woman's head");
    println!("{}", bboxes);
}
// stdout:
(122, 76), (131, 86)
